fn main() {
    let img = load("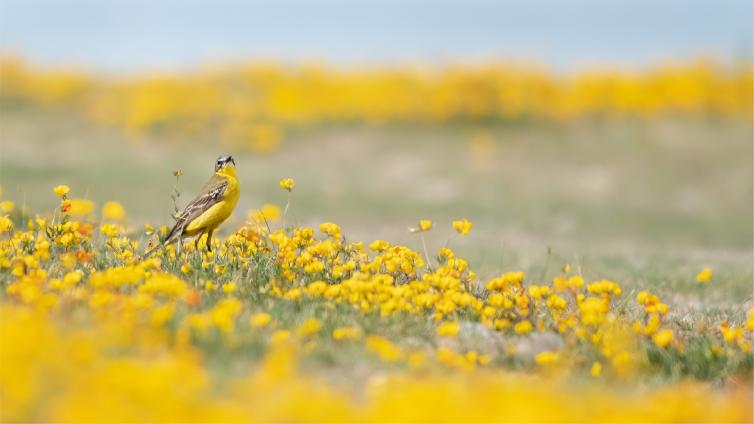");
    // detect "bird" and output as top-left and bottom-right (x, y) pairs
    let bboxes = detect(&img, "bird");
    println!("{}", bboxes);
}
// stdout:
(143, 155), (240, 258)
